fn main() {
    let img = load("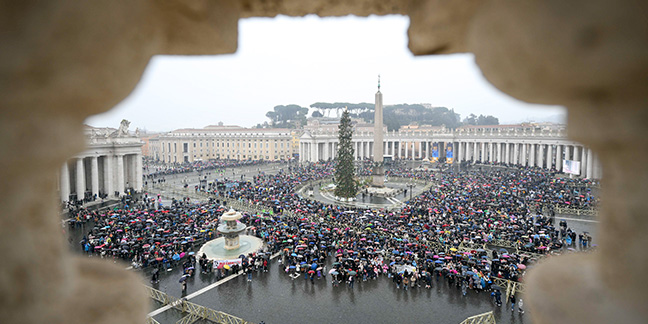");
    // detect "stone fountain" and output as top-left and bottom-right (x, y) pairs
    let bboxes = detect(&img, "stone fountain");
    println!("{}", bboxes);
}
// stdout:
(198, 209), (263, 260)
